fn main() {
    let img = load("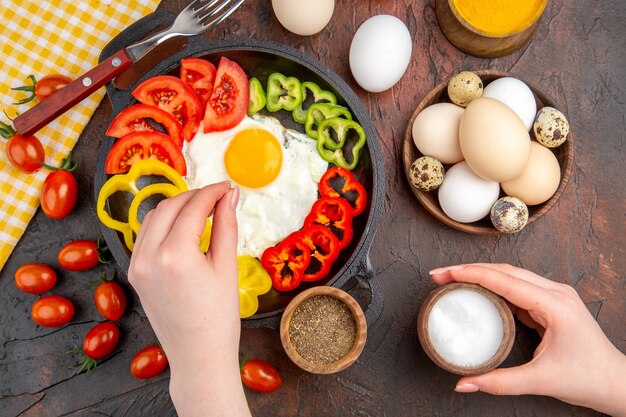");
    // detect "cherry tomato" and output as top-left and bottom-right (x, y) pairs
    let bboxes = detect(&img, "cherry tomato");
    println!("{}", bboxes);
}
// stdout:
(31, 295), (74, 327)
(133, 75), (203, 142)
(203, 57), (249, 133)
(241, 359), (282, 393)
(58, 240), (102, 271)
(83, 322), (120, 359)
(94, 281), (127, 321)
(104, 131), (186, 175)
(180, 58), (216, 108)
(41, 170), (78, 219)
(106, 104), (184, 148)
(130, 345), (168, 379)
(35, 74), (72, 101)
(15, 263), (57, 294)
(1, 121), (45, 173)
